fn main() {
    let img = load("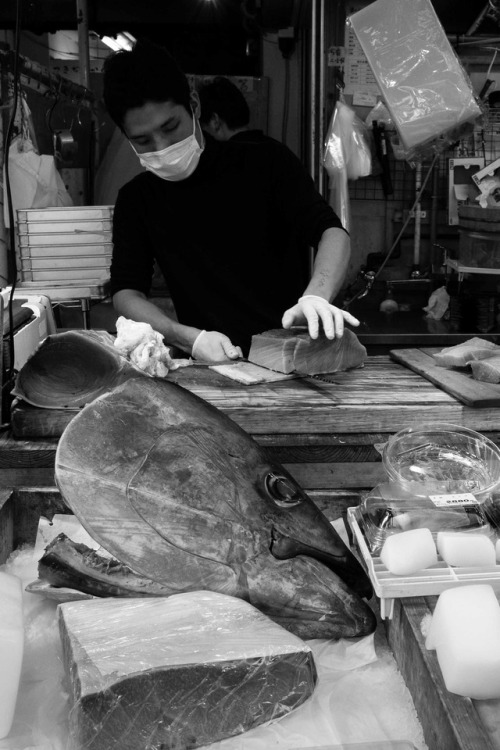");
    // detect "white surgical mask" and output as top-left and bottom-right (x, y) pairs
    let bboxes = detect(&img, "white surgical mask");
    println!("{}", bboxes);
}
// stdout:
(134, 114), (204, 181)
